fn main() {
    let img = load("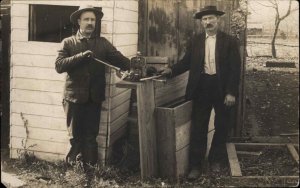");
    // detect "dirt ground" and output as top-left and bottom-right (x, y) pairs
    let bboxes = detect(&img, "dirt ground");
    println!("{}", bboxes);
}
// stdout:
(1, 56), (299, 187)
